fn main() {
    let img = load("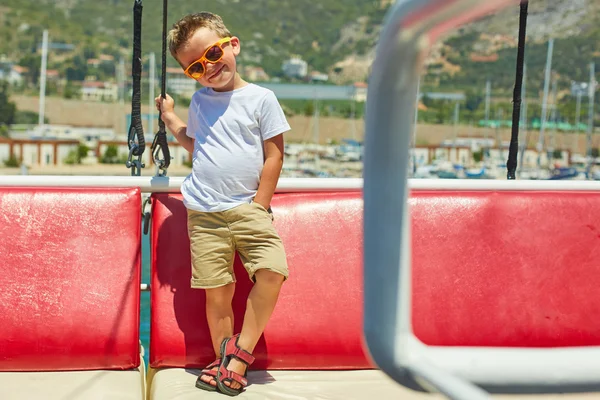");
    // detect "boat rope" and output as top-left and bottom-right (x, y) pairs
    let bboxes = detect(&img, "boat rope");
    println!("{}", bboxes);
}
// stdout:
(126, 0), (146, 176)
(506, 0), (528, 180)
(151, 0), (171, 177)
